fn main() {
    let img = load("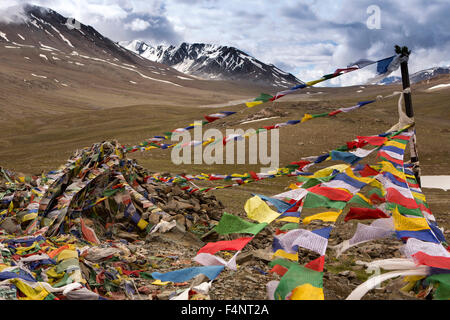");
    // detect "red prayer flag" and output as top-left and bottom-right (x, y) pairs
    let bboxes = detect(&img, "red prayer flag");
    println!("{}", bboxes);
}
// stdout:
(80, 218), (100, 244)
(359, 164), (380, 177)
(357, 136), (387, 146)
(386, 188), (419, 209)
(369, 192), (385, 204)
(204, 115), (219, 122)
(197, 237), (254, 255)
(344, 207), (389, 222)
(305, 256), (325, 272)
(347, 140), (368, 150)
(290, 161), (311, 169)
(270, 264), (288, 276)
(412, 251), (450, 270)
(249, 171), (259, 180)
(328, 110), (342, 116)
(307, 185), (353, 202)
